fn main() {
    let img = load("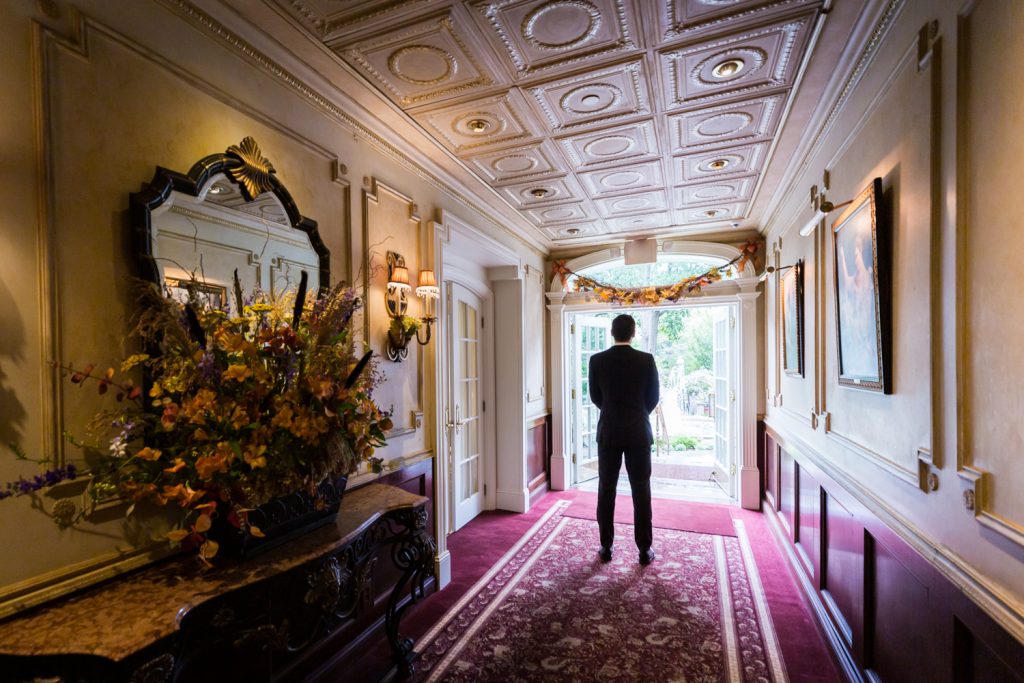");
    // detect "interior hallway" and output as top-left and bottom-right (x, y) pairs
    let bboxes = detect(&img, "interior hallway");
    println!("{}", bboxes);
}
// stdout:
(347, 489), (839, 682)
